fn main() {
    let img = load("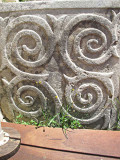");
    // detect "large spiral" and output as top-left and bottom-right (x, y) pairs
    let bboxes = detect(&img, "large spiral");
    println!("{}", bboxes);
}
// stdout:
(2, 75), (62, 118)
(64, 79), (111, 125)
(4, 15), (55, 74)
(60, 14), (117, 72)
